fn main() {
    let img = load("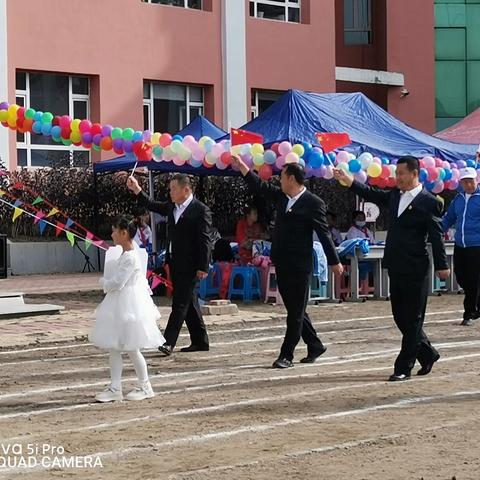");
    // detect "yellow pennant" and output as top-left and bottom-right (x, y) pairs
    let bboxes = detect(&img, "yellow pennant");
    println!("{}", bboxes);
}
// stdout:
(0, 190), (5, 197)
(12, 207), (23, 222)
(47, 208), (59, 217)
